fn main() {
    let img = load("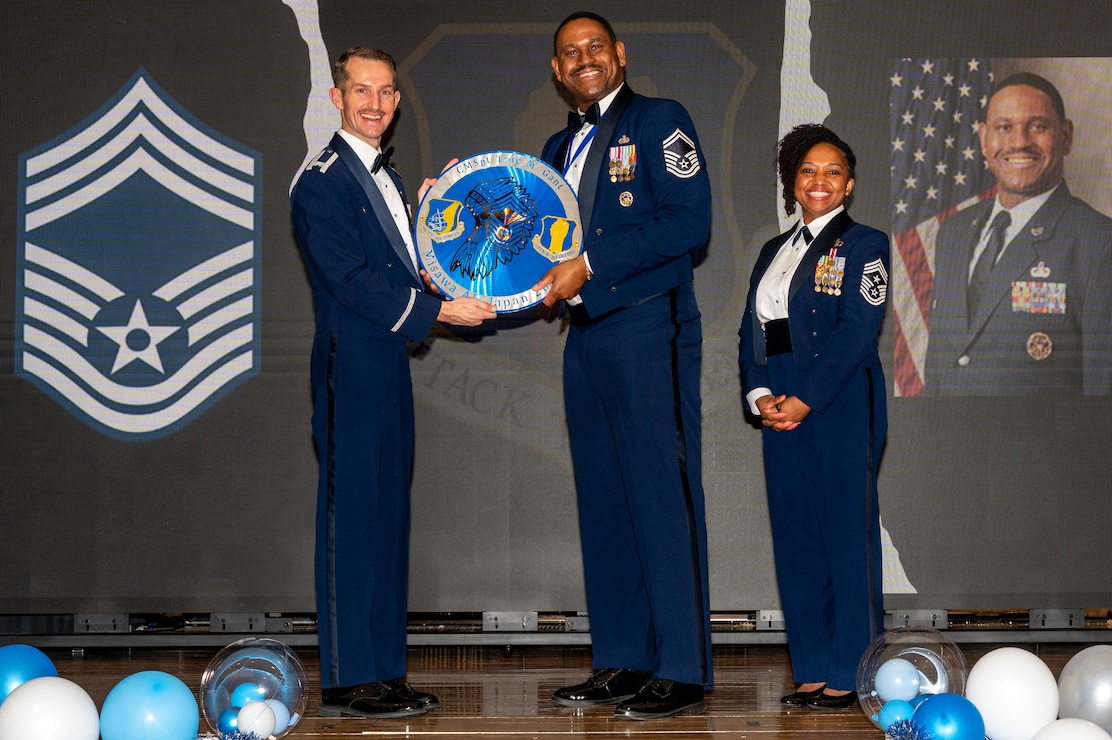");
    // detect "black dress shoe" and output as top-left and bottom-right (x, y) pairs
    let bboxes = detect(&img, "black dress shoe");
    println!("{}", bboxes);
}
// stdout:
(383, 678), (440, 709)
(320, 681), (427, 718)
(552, 668), (652, 706)
(614, 678), (706, 720)
(780, 684), (826, 706)
(806, 690), (857, 710)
